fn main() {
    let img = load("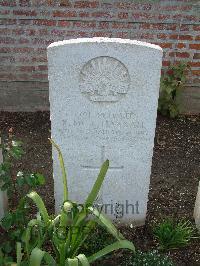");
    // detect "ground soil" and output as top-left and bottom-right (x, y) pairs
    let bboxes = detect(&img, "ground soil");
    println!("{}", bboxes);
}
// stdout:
(0, 112), (199, 266)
